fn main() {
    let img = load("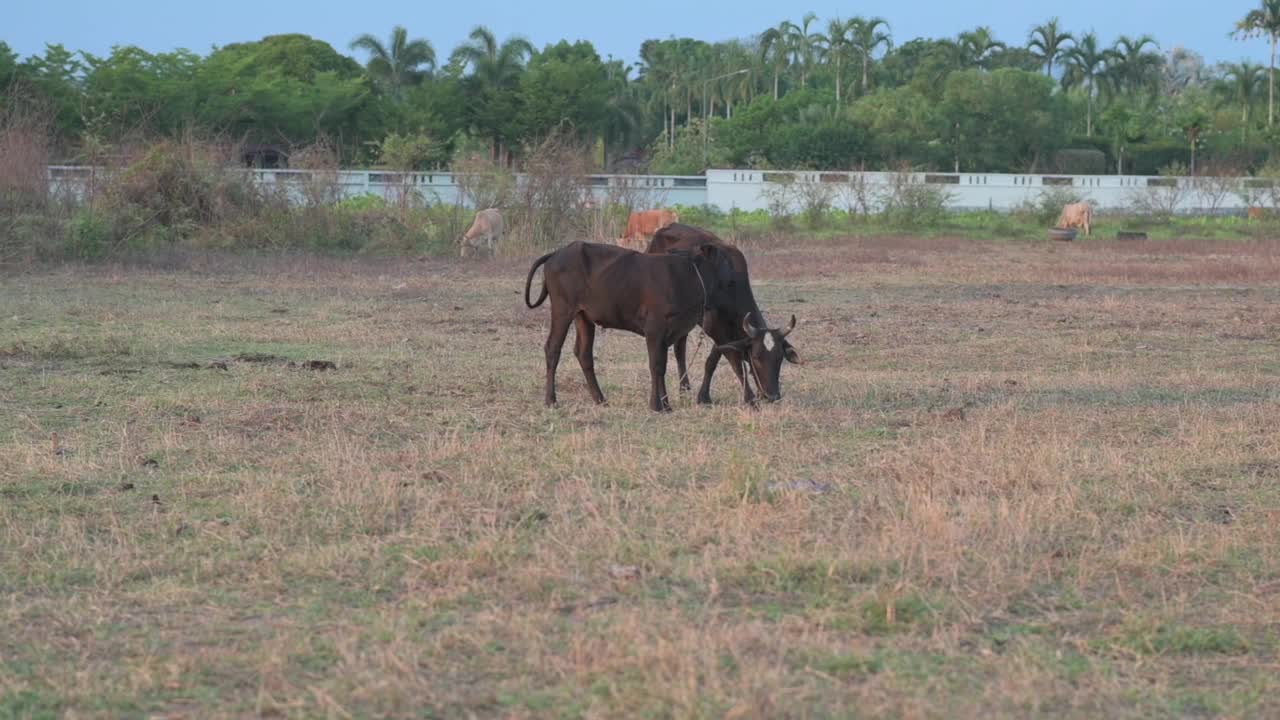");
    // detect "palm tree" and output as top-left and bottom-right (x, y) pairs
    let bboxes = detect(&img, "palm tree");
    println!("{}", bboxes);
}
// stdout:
(451, 26), (534, 90)
(720, 40), (757, 117)
(1027, 18), (1073, 78)
(959, 26), (1006, 68)
(686, 42), (710, 124)
(602, 59), (640, 168)
(450, 26), (534, 163)
(1109, 35), (1162, 96)
(823, 18), (858, 104)
(788, 12), (826, 88)
(851, 17), (892, 95)
(349, 26), (435, 101)
(1221, 60), (1266, 132)
(1063, 32), (1112, 136)
(638, 40), (694, 149)
(1176, 96), (1211, 174)
(760, 20), (795, 99)
(1235, 0), (1280, 126)
(638, 40), (675, 148)
(702, 42), (752, 118)
(724, 65), (755, 117)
